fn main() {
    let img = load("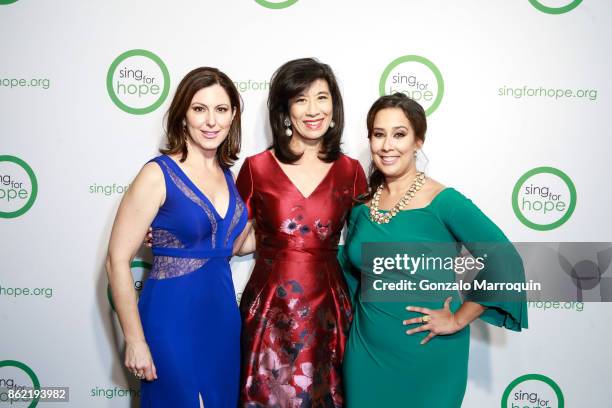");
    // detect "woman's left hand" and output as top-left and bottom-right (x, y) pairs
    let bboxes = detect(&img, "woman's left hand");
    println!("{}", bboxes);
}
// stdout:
(403, 297), (463, 345)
